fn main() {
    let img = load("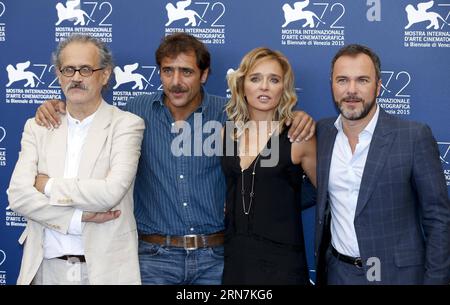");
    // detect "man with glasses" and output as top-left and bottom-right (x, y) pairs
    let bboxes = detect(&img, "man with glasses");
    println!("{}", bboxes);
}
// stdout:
(34, 33), (315, 284)
(8, 34), (145, 284)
